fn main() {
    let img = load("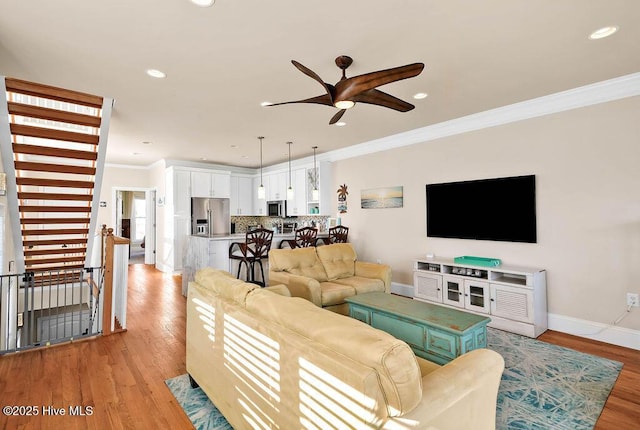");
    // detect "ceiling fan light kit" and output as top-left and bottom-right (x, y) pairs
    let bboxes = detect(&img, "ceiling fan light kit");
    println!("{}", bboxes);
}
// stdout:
(334, 100), (355, 109)
(268, 55), (425, 124)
